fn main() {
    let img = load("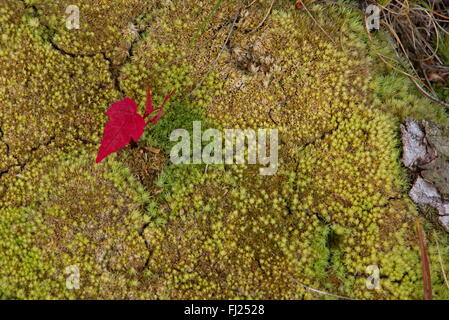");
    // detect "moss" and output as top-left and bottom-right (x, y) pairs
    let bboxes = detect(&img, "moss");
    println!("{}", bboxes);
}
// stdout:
(2, 0), (449, 300)
(26, 0), (151, 61)
(0, 0), (118, 180)
(141, 110), (424, 299)
(0, 150), (150, 299)
(141, 165), (330, 299)
(0, 206), (57, 299)
(141, 100), (206, 154)
(131, 1), (449, 299)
